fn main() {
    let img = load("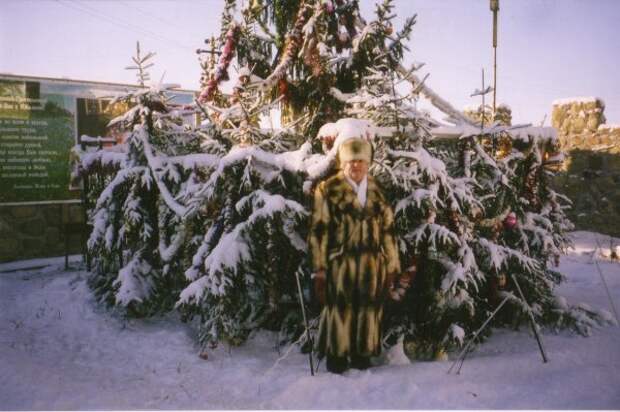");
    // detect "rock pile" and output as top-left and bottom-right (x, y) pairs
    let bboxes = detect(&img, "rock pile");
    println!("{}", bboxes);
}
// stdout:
(552, 97), (606, 136)
(552, 97), (619, 154)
